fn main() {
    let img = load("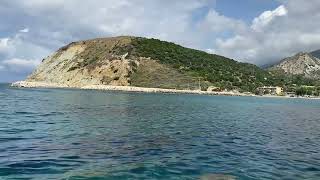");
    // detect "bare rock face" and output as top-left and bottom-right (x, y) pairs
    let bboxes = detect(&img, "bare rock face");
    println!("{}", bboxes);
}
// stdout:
(22, 36), (197, 90)
(20, 36), (205, 89)
(269, 52), (320, 79)
(26, 36), (141, 87)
